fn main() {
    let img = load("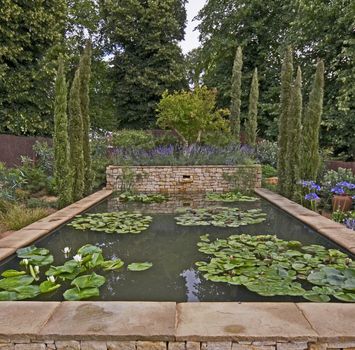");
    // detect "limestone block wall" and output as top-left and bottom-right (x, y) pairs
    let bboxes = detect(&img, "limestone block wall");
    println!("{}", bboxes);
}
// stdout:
(2, 340), (355, 350)
(106, 165), (262, 194)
